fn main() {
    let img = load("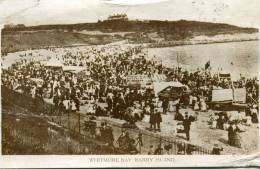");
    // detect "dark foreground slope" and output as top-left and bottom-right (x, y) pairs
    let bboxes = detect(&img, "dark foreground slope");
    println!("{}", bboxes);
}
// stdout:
(2, 103), (118, 155)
